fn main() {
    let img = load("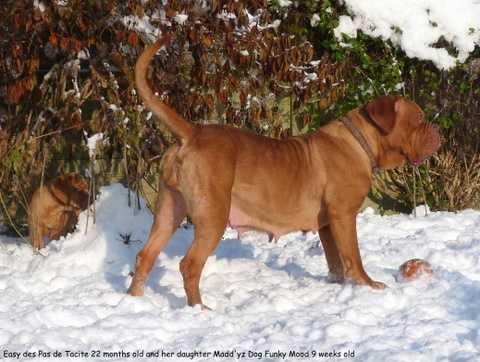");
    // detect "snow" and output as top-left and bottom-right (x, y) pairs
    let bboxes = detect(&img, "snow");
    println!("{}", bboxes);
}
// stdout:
(121, 15), (161, 41)
(33, 0), (46, 12)
(1, 184), (480, 360)
(310, 14), (321, 27)
(85, 133), (103, 158)
(174, 13), (188, 25)
(108, 104), (119, 112)
(277, 0), (292, 7)
(217, 11), (237, 22)
(336, 0), (480, 70)
(334, 15), (357, 39)
(77, 49), (90, 60)
(412, 204), (431, 217)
